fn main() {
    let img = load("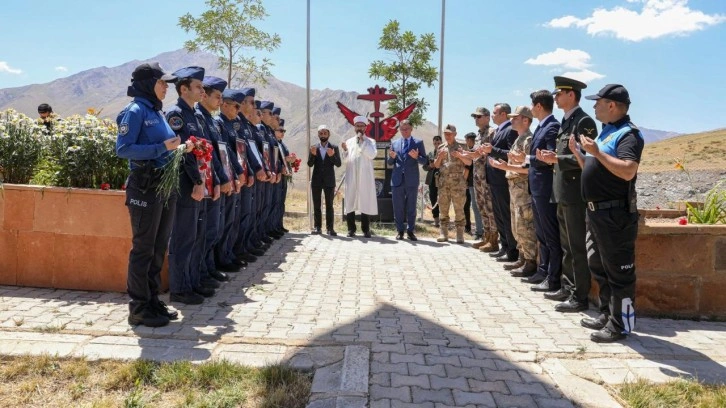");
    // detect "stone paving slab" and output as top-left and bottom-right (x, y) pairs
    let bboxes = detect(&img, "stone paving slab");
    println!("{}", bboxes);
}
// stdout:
(2, 232), (726, 407)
